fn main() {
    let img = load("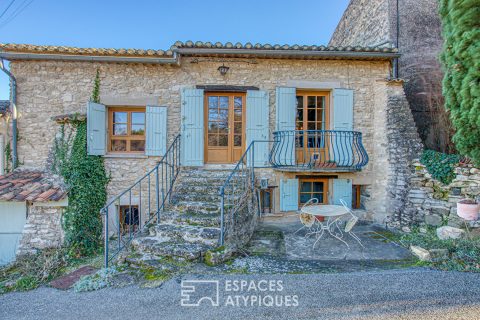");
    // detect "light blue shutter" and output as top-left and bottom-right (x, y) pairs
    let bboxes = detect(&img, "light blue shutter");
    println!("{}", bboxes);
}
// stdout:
(87, 101), (106, 155)
(145, 106), (167, 156)
(333, 89), (354, 166)
(332, 178), (353, 209)
(280, 178), (299, 211)
(181, 88), (204, 166)
(246, 90), (269, 167)
(275, 87), (296, 165)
